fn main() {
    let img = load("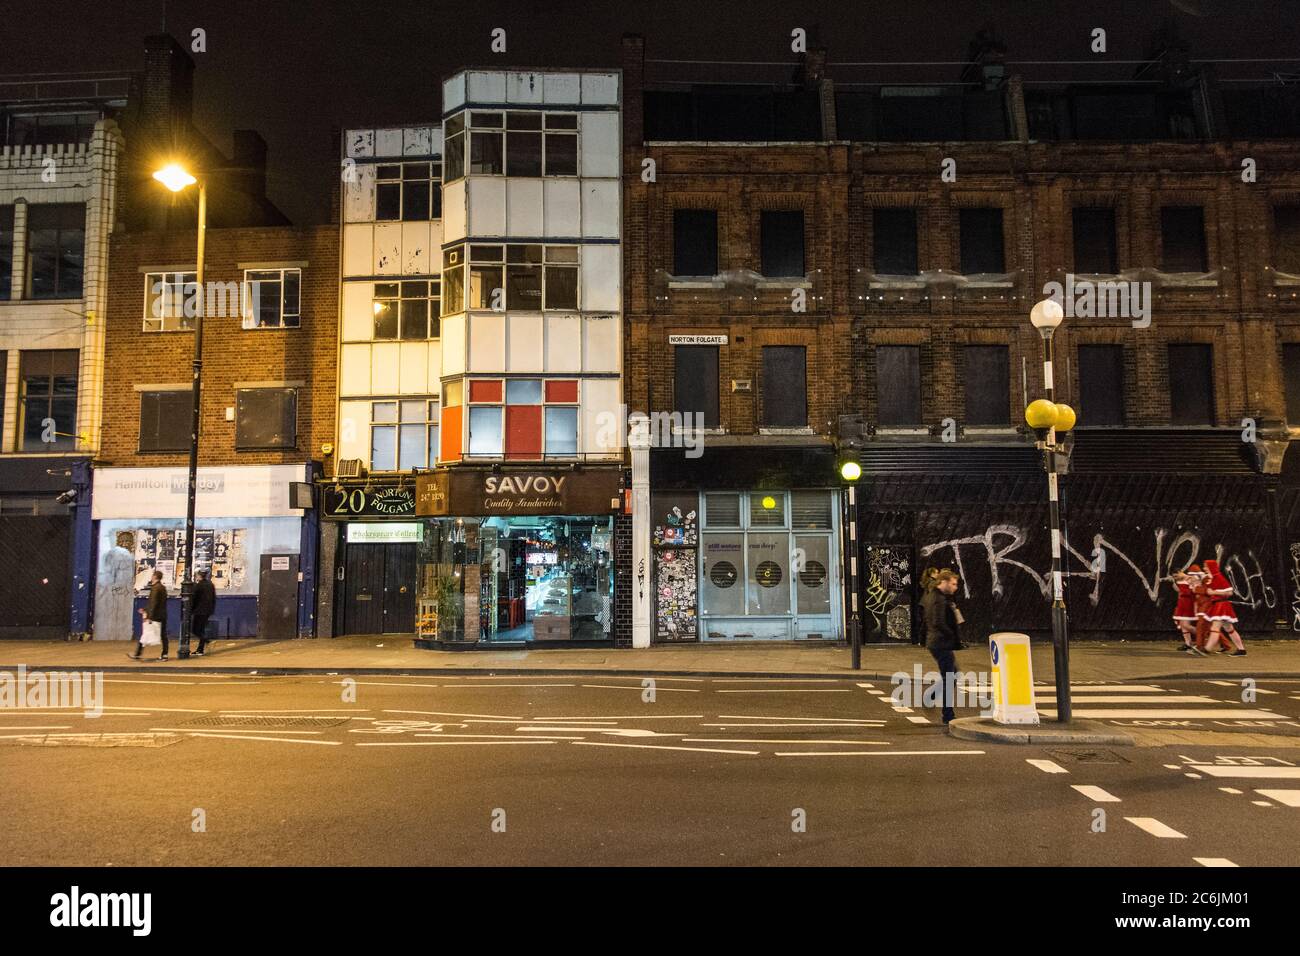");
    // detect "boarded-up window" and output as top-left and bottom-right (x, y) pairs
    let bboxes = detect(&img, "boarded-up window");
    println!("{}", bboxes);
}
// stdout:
(761, 346), (807, 428)
(760, 210), (805, 277)
(959, 207), (1005, 274)
(963, 345), (1009, 425)
(673, 209), (718, 277)
(1072, 207), (1118, 275)
(235, 388), (297, 450)
(872, 208), (918, 275)
(0, 205), (12, 298)
(875, 345), (922, 427)
(1168, 344), (1215, 425)
(1160, 206), (1208, 273)
(1077, 345), (1125, 426)
(1274, 206), (1300, 275)
(138, 390), (193, 452)
(674, 346), (719, 429)
(1283, 344), (1300, 426)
